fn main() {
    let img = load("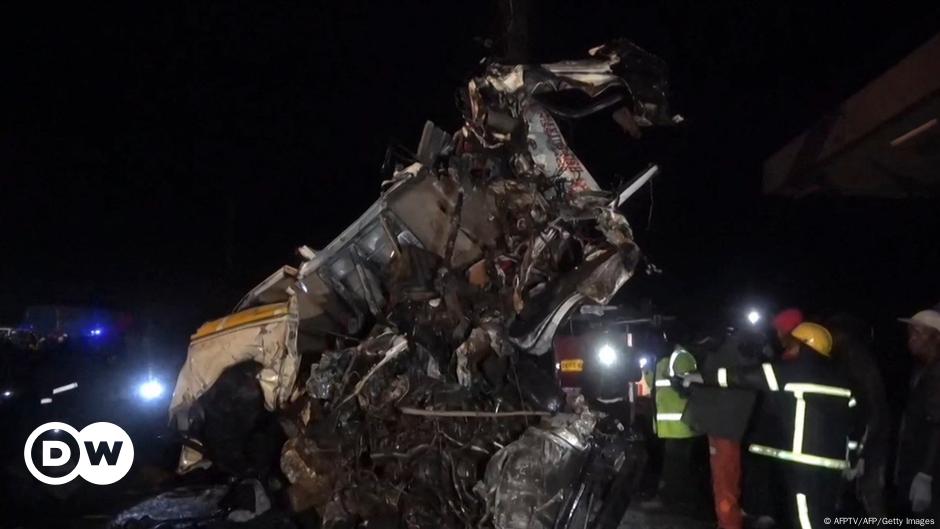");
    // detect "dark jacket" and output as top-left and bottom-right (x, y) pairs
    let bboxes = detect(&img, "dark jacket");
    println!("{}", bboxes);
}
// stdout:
(708, 344), (857, 471)
(836, 336), (890, 466)
(828, 317), (890, 468)
(896, 360), (940, 490)
(683, 329), (763, 441)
